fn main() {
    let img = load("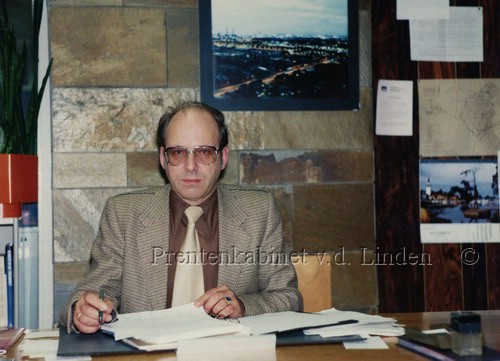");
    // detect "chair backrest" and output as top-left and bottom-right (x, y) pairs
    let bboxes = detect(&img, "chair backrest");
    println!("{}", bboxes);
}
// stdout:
(292, 253), (332, 312)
